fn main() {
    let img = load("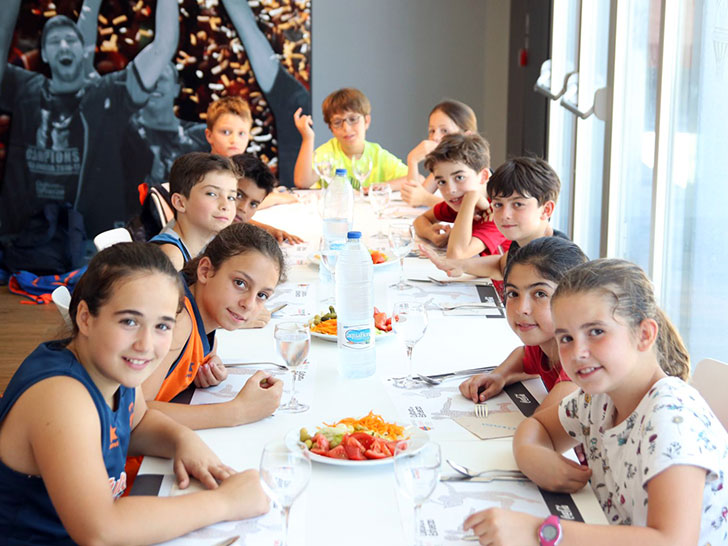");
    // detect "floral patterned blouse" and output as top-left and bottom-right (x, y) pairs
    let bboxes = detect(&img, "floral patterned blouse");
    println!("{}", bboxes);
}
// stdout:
(559, 377), (728, 544)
